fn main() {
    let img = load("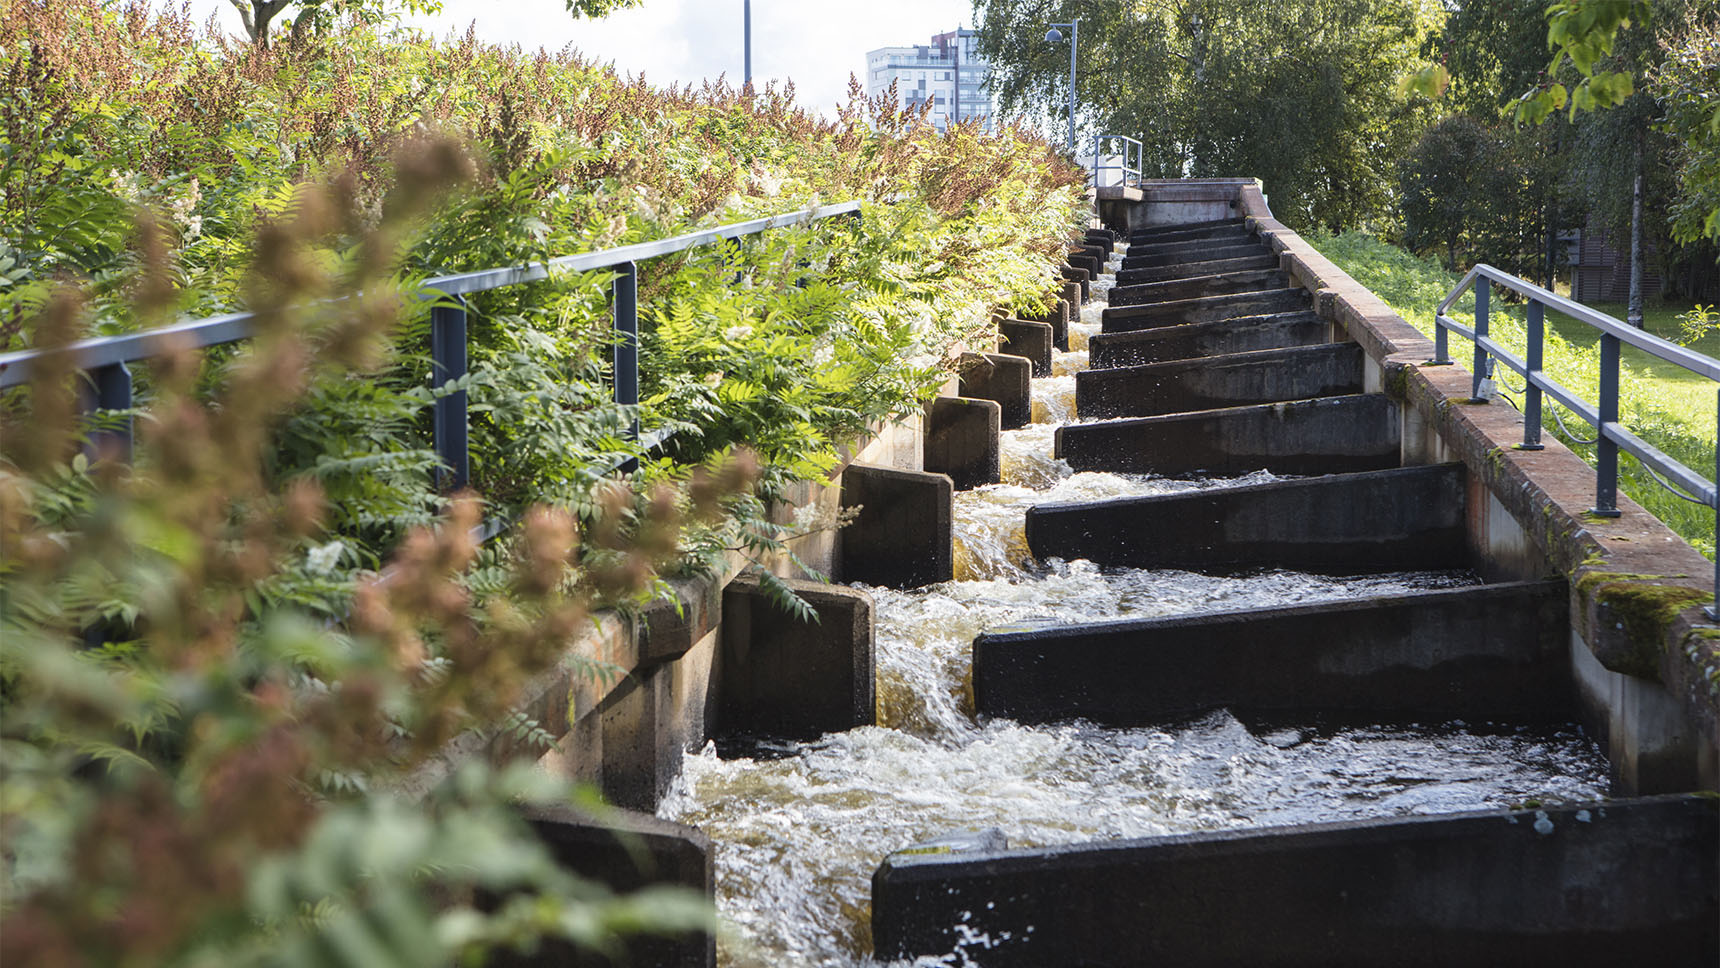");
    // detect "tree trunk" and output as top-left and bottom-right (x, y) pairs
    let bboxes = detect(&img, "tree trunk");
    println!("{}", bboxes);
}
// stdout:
(1628, 135), (1644, 329)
